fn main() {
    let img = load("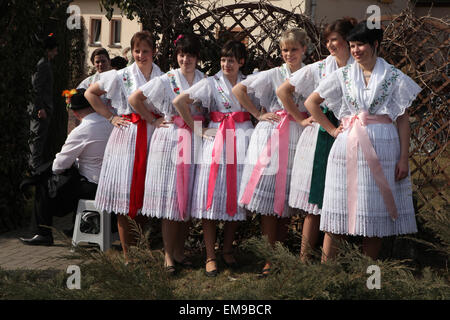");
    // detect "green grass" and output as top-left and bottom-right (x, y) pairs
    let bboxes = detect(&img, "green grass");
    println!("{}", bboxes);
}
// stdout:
(0, 231), (448, 300)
